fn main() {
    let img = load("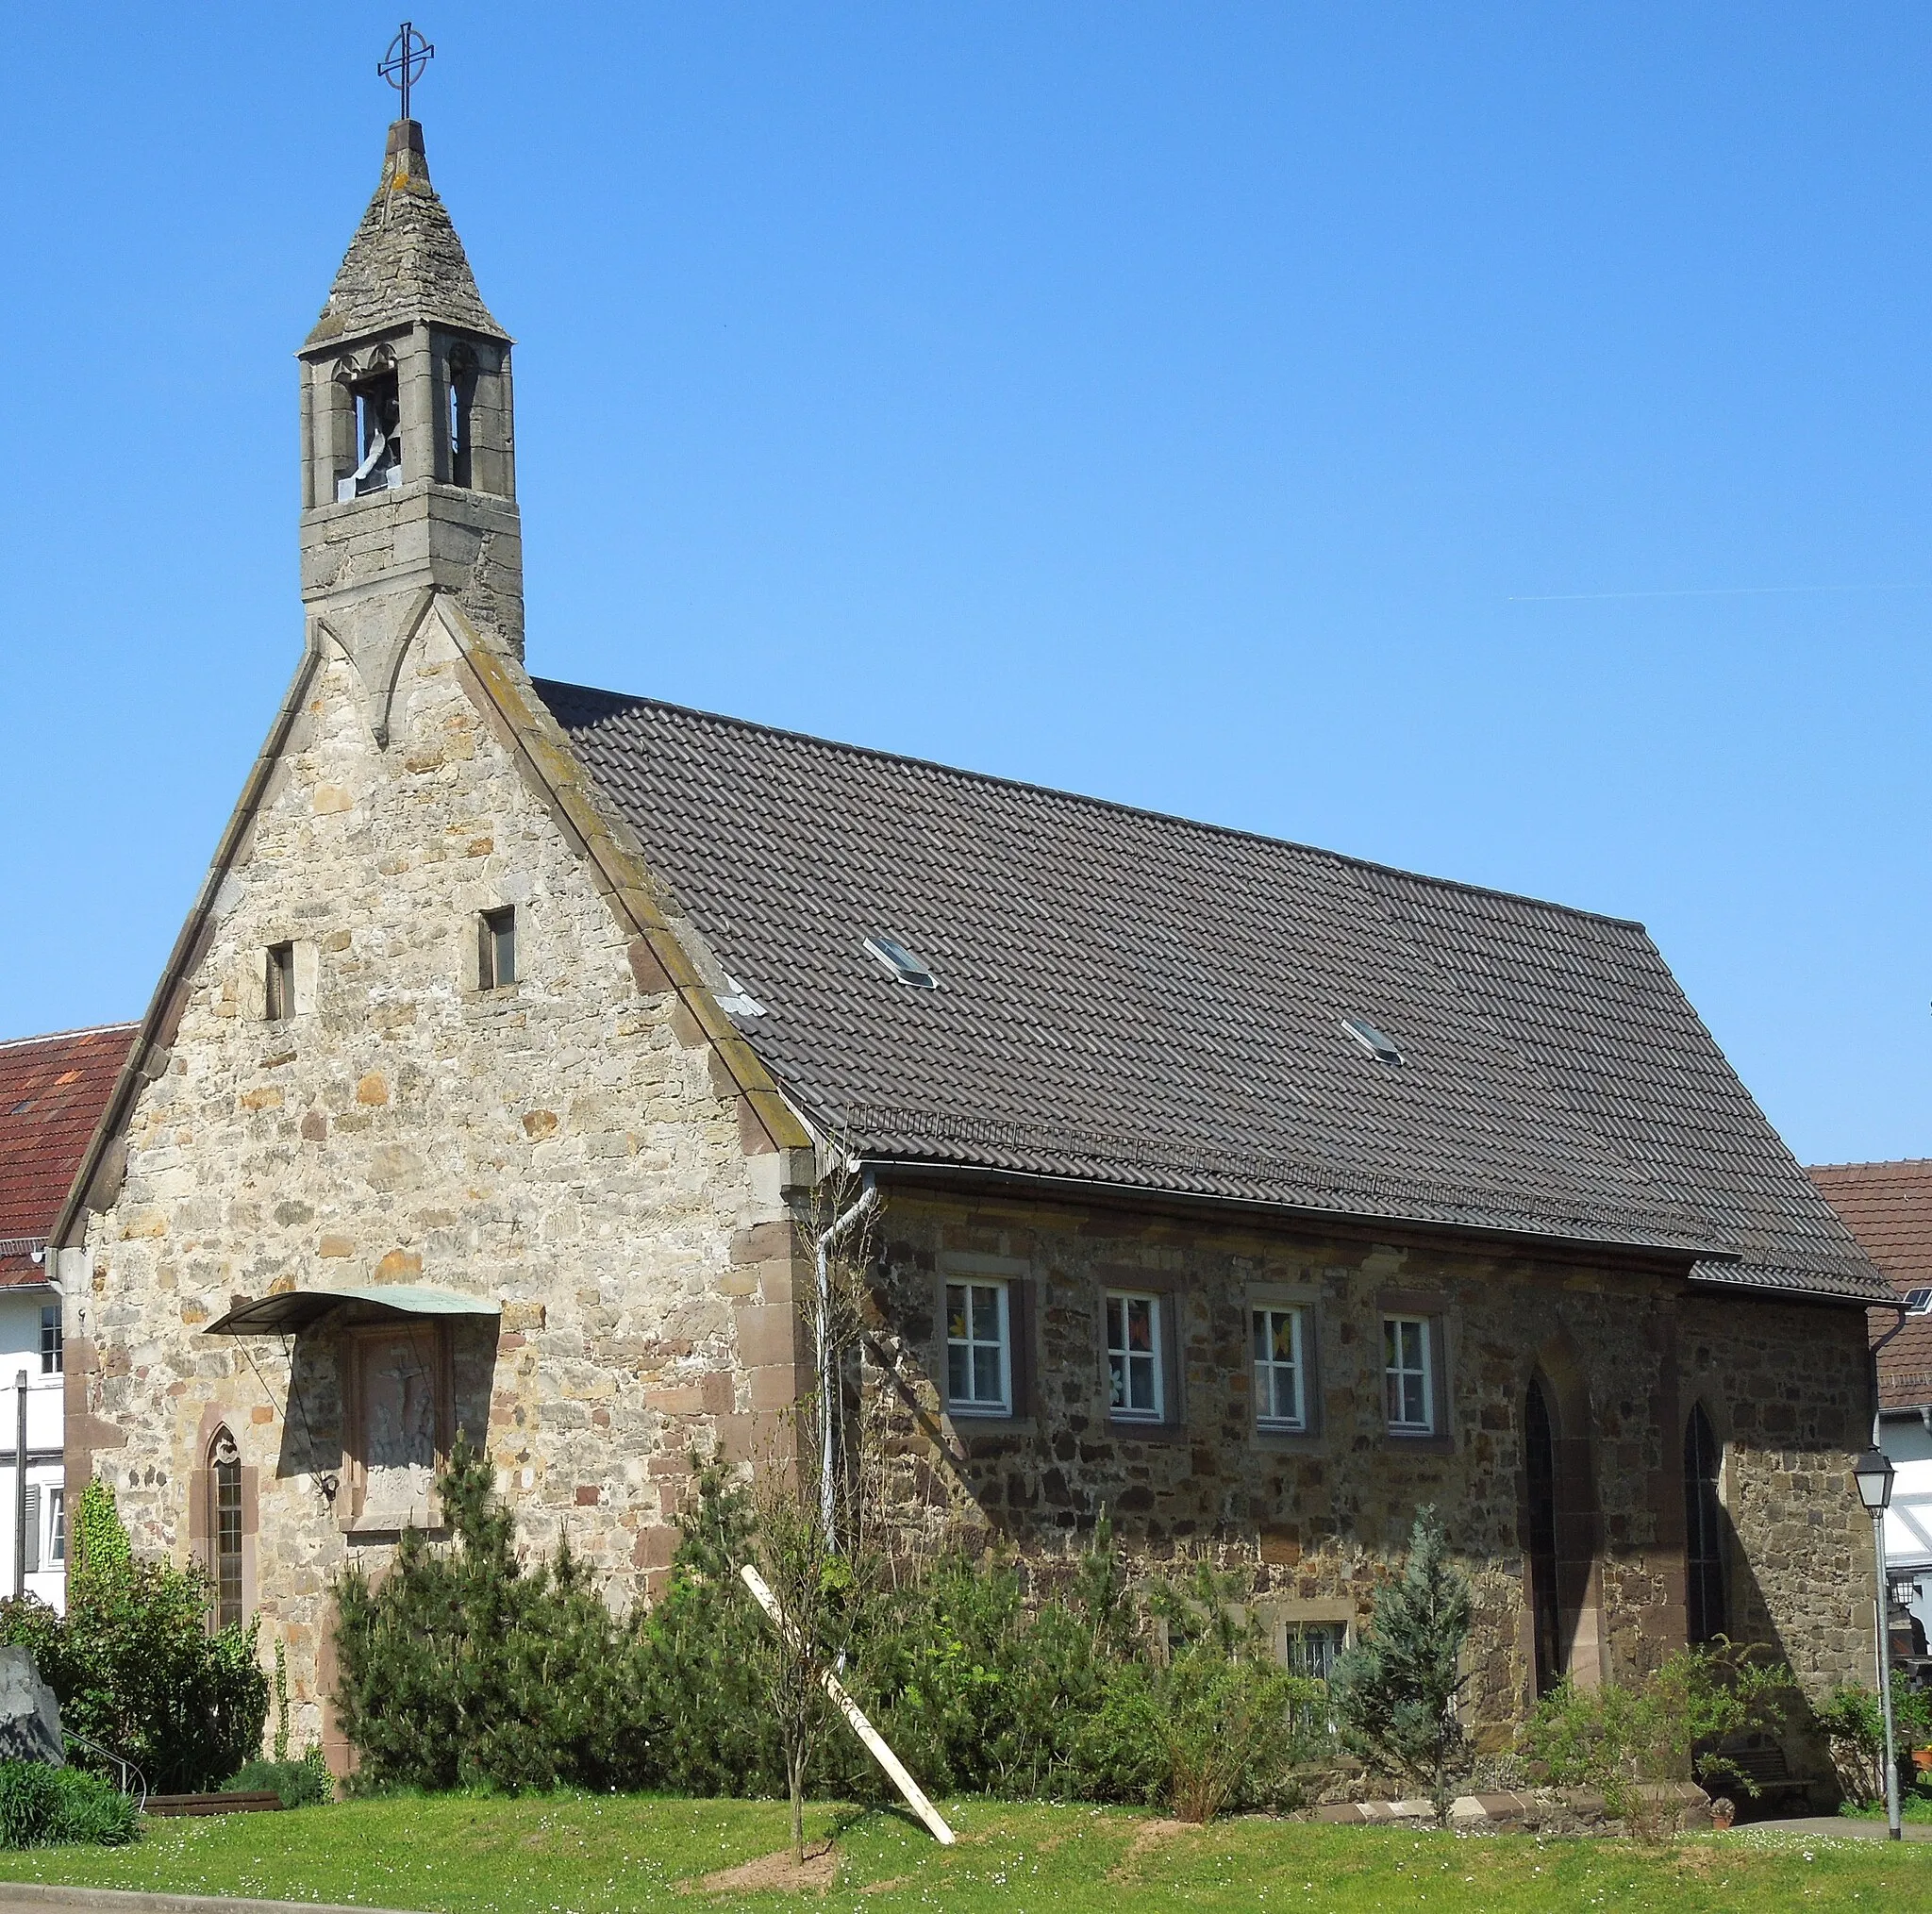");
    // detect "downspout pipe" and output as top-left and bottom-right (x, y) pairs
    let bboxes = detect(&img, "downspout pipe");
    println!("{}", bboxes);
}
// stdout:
(12, 1371), (26, 1601)
(1871, 1301), (1910, 1448)
(815, 1173), (879, 1550)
